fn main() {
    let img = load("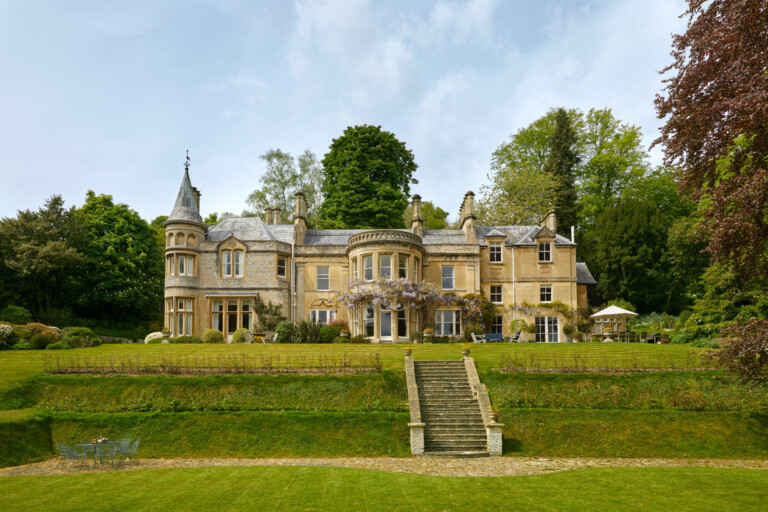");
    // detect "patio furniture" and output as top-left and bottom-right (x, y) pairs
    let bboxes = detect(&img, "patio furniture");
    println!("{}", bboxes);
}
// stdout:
(470, 332), (485, 343)
(484, 333), (505, 343)
(509, 331), (522, 342)
(243, 331), (255, 343)
(262, 331), (276, 343)
(95, 442), (120, 468)
(117, 438), (141, 466)
(56, 441), (86, 468)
